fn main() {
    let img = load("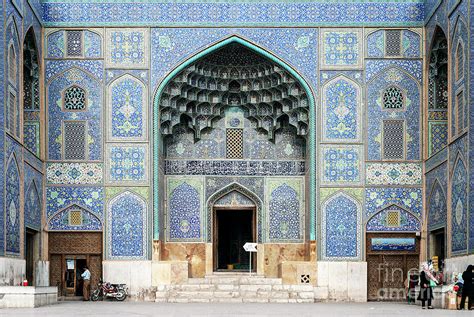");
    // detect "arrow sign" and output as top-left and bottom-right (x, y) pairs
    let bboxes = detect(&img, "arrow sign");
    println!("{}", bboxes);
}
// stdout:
(243, 242), (257, 252)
